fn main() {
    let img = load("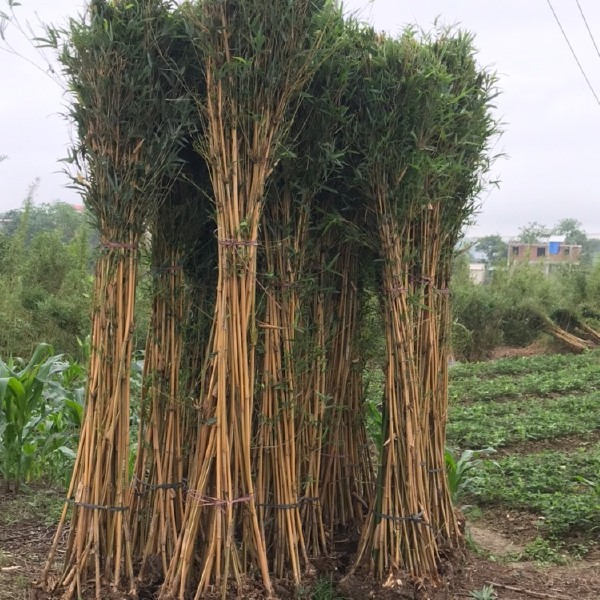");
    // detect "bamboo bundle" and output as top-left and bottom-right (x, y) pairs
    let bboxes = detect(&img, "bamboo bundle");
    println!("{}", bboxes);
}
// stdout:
(128, 182), (204, 581)
(551, 308), (600, 344)
(345, 29), (499, 585)
(42, 2), (189, 598)
(422, 33), (501, 542)
(544, 318), (590, 352)
(297, 266), (330, 558)
(40, 3), (502, 595)
(129, 237), (185, 579)
(254, 192), (309, 582)
(319, 241), (374, 537)
(160, 1), (330, 597)
(344, 35), (440, 583)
